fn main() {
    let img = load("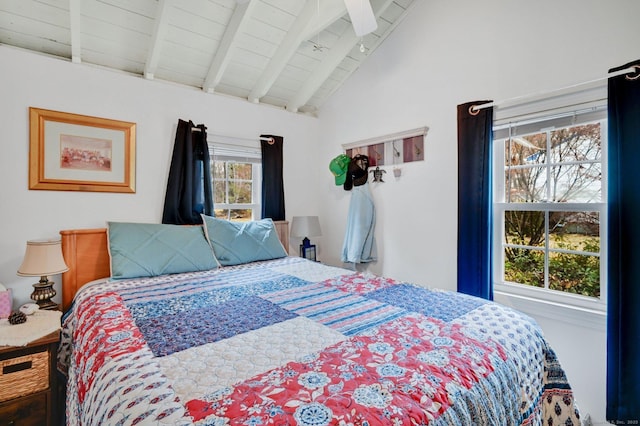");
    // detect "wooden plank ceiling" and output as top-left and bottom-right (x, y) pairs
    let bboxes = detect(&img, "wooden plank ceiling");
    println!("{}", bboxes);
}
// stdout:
(0, 0), (416, 115)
